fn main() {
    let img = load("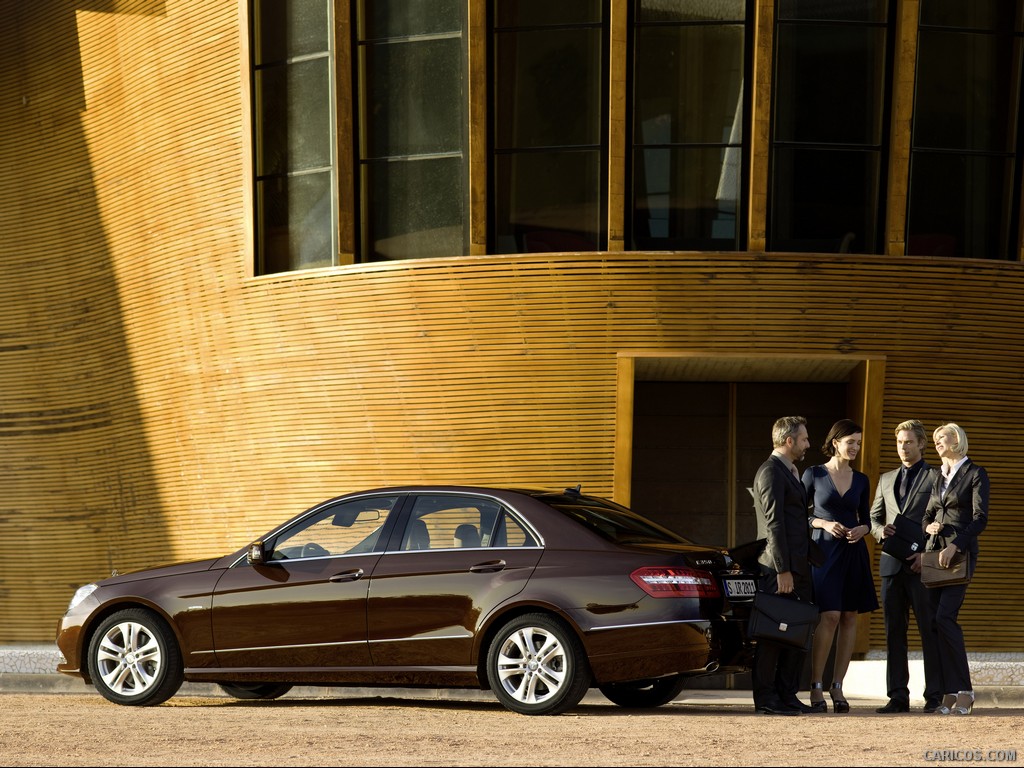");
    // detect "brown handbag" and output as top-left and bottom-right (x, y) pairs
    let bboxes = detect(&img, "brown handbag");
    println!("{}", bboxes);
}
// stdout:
(920, 550), (971, 588)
